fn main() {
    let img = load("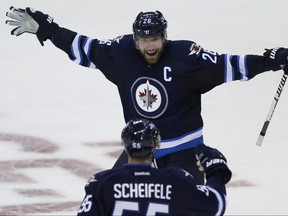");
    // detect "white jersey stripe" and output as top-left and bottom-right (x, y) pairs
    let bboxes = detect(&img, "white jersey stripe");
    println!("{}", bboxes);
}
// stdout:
(72, 34), (82, 64)
(238, 55), (248, 81)
(160, 128), (203, 149)
(84, 38), (97, 68)
(225, 54), (233, 82)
